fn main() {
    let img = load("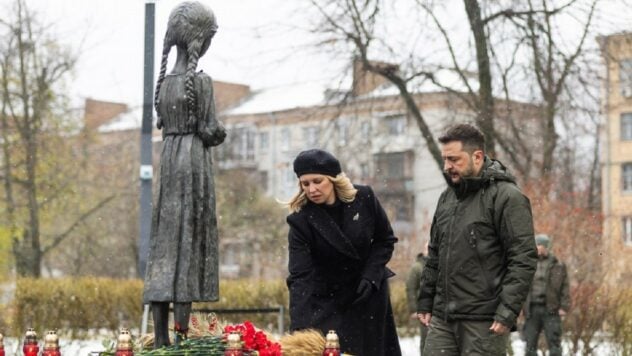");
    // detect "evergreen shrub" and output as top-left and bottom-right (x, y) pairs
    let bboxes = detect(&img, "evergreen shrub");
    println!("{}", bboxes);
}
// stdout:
(12, 277), (143, 337)
(8, 278), (413, 338)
